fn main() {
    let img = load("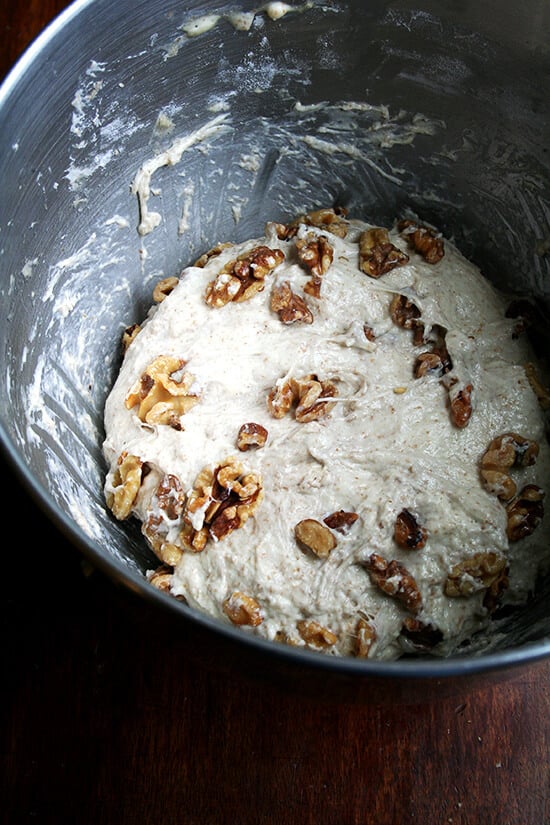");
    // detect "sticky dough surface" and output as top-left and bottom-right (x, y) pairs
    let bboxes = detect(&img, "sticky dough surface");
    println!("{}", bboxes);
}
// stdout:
(103, 214), (550, 659)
